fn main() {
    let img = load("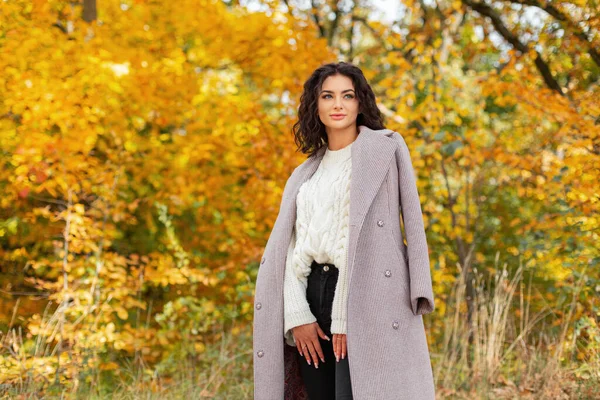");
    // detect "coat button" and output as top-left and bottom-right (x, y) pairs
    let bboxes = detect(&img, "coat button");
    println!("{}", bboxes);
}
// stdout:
(384, 269), (391, 277)
(392, 320), (399, 330)
(257, 350), (264, 358)
(377, 220), (384, 227)
(323, 265), (329, 272)
(261, 256), (266, 265)
(255, 302), (262, 310)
